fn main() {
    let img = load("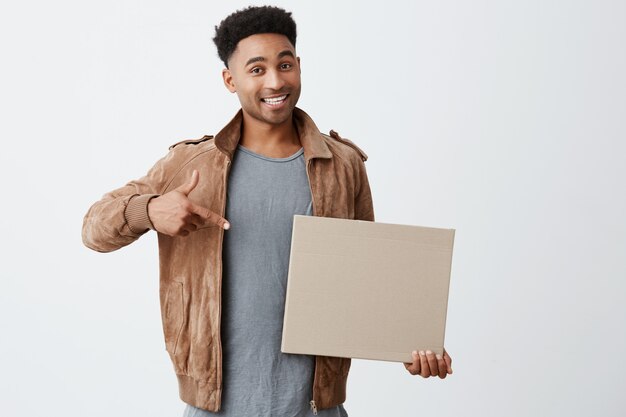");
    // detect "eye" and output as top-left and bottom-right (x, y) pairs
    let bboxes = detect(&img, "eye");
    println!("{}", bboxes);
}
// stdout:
(280, 63), (293, 70)
(250, 67), (263, 75)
